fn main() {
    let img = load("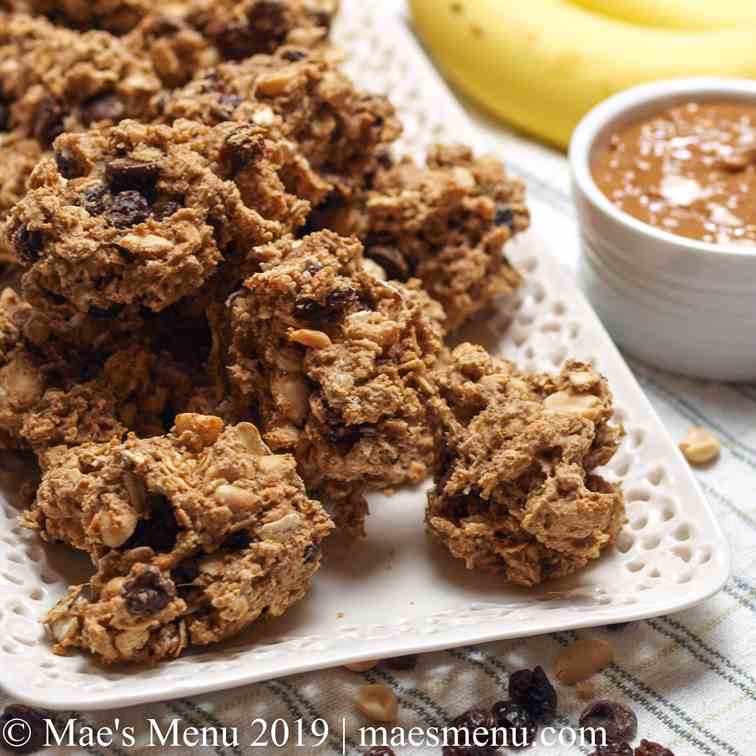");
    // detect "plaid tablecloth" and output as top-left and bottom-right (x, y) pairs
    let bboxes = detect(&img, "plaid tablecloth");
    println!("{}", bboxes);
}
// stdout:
(2, 5), (755, 755)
